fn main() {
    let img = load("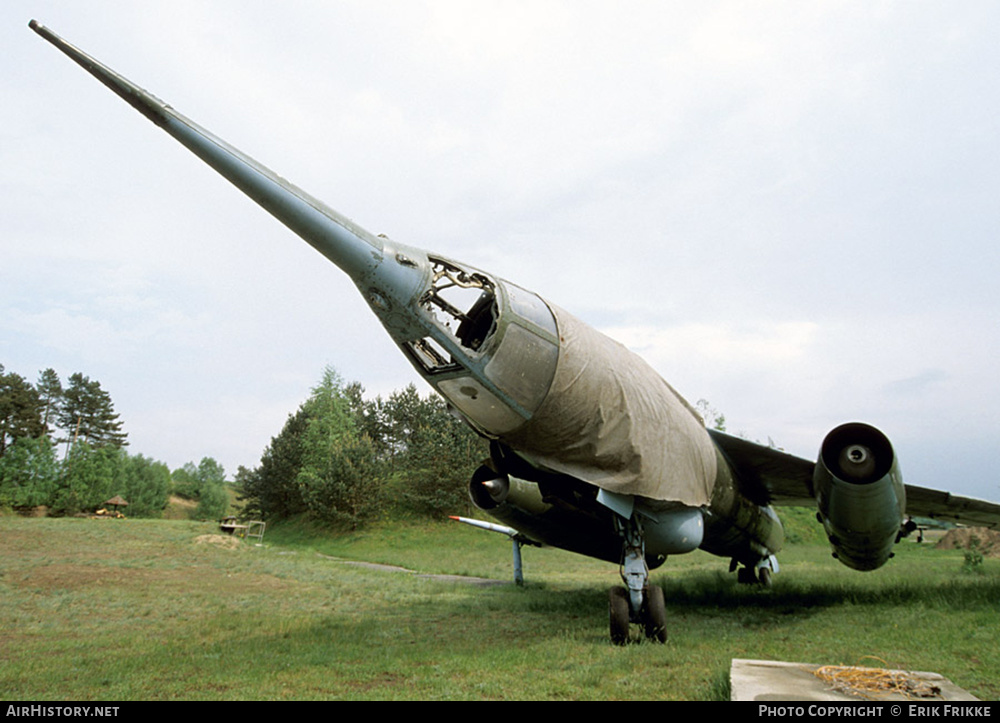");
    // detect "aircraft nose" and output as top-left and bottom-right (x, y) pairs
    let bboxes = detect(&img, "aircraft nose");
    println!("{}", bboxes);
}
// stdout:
(356, 249), (562, 437)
